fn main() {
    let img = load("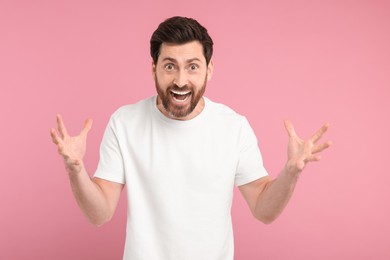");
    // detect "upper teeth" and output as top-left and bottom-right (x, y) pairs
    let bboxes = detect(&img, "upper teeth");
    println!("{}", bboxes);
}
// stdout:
(171, 90), (190, 95)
